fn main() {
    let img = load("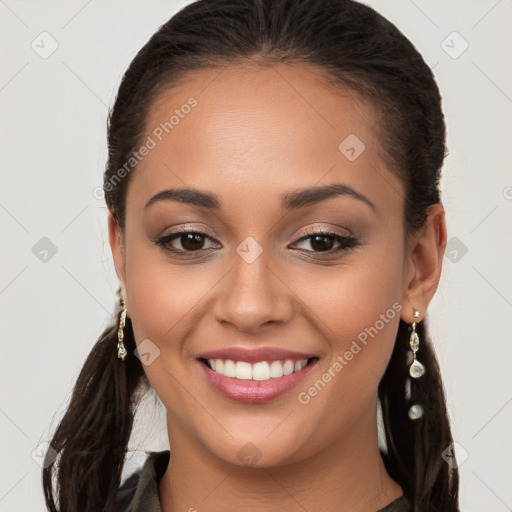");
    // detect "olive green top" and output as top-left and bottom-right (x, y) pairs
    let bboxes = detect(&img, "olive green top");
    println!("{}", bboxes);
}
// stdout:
(116, 450), (412, 511)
